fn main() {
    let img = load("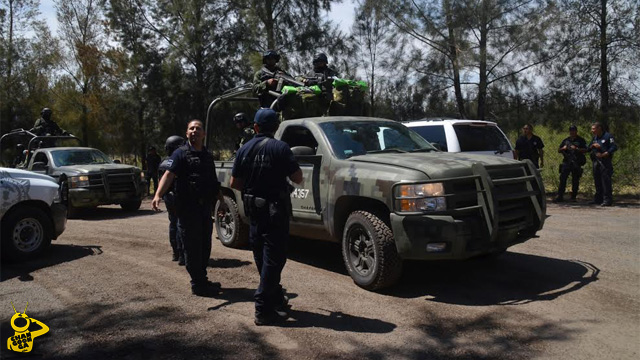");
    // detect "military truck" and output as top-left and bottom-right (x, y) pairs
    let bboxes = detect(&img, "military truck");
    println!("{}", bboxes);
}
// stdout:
(210, 111), (546, 290)
(0, 130), (146, 216)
